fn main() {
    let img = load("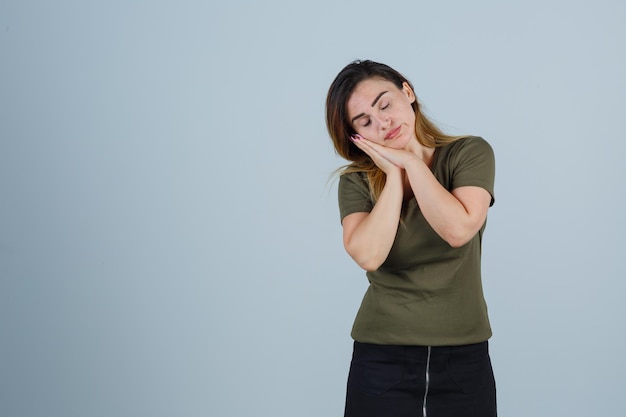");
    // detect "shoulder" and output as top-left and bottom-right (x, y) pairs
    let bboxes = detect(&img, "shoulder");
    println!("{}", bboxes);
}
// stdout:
(438, 136), (495, 167)
(438, 136), (496, 204)
(337, 170), (373, 219)
(443, 136), (493, 156)
(338, 170), (369, 188)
